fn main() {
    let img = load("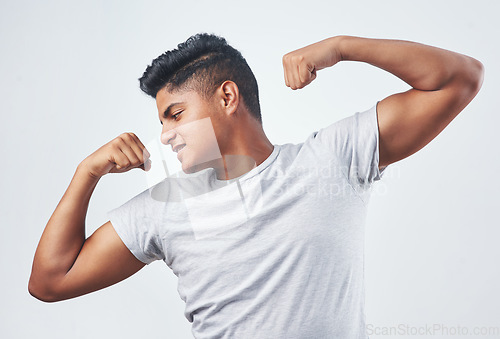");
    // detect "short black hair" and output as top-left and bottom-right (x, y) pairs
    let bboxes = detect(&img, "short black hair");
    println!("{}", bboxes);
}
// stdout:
(139, 33), (261, 123)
